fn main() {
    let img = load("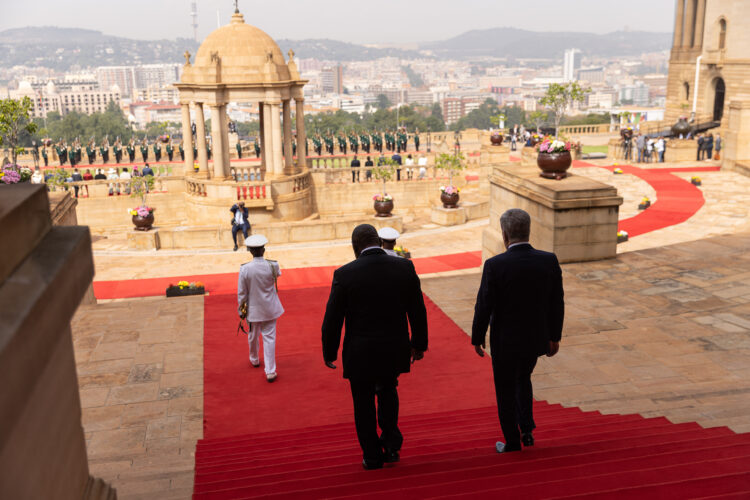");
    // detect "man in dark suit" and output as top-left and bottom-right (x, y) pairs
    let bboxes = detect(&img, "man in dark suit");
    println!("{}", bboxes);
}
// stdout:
(71, 168), (83, 198)
(322, 224), (428, 470)
(230, 201), (251, 251)
(471, 208), (564, 454)
(141, 163), (155, 177)
(350, 155), (361, 183)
